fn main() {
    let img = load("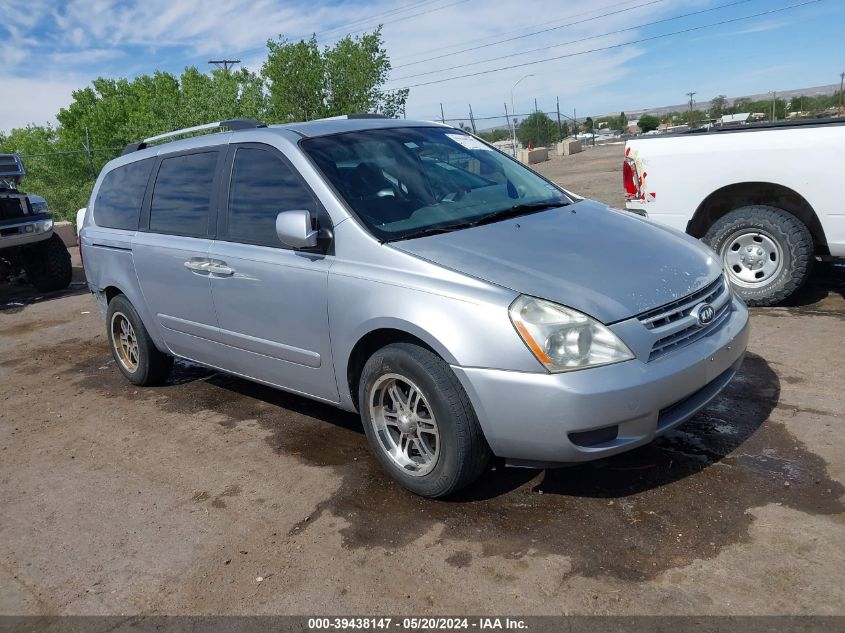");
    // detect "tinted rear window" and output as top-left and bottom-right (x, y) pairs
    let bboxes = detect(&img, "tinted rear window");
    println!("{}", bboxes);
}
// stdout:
(149, 152), (218, 237)
(94, 158), (154, 230)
